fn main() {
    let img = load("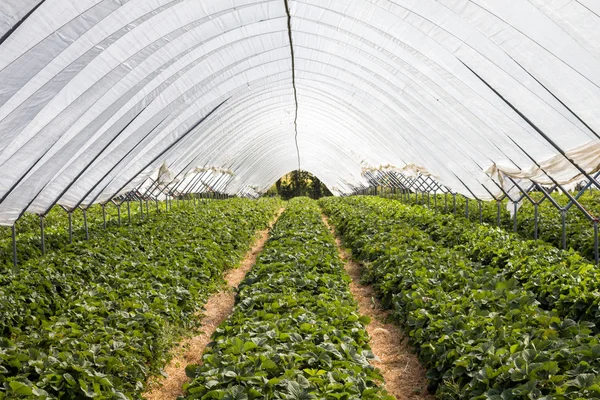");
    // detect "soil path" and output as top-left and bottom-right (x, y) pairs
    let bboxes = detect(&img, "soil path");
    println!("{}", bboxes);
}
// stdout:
(321, 215), (433, 400)
(144, 208), (284, 399)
